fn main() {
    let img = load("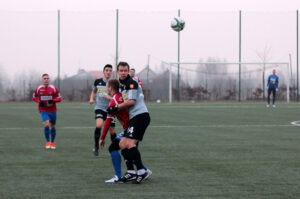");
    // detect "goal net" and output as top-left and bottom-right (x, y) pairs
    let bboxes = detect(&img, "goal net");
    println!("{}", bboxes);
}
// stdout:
(168, 62), (291, 103)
